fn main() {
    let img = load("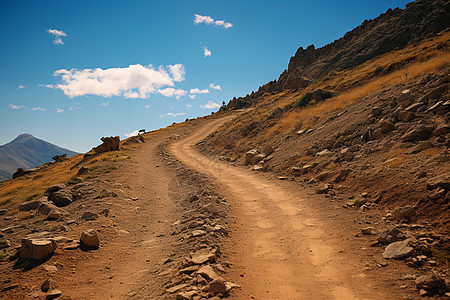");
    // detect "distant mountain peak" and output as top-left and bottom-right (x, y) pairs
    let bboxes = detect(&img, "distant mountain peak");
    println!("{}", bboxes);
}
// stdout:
(13, 133), (34, 142)
(0, 134), (78, 182)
